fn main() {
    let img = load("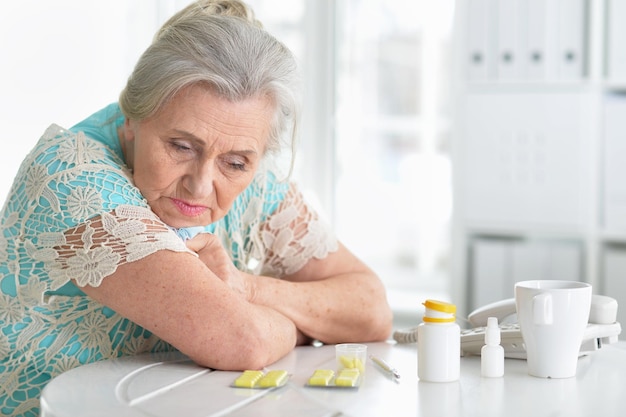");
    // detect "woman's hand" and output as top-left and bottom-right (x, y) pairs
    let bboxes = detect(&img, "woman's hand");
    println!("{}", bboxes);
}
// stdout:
(186, 233), (249, 298)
